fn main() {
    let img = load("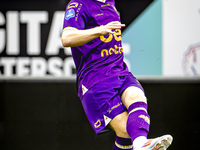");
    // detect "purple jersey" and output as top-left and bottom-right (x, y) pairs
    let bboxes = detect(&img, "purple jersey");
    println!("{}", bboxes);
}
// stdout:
(63, 0), (129, 98)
